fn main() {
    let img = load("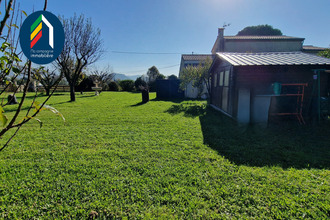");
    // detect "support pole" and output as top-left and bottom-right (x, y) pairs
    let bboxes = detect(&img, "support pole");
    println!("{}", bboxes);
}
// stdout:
(313, 69), (325, 123)
(318, 71), (321, 123)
